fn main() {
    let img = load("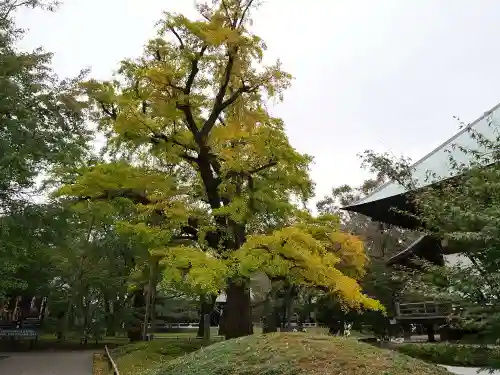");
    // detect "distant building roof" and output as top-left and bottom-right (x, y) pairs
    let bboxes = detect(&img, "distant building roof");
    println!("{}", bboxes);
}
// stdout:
(387, 235), (444, 267)
(215, 294), (226, 303)
(348, 102), (500, 207)
(343, 102), (500, 228)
